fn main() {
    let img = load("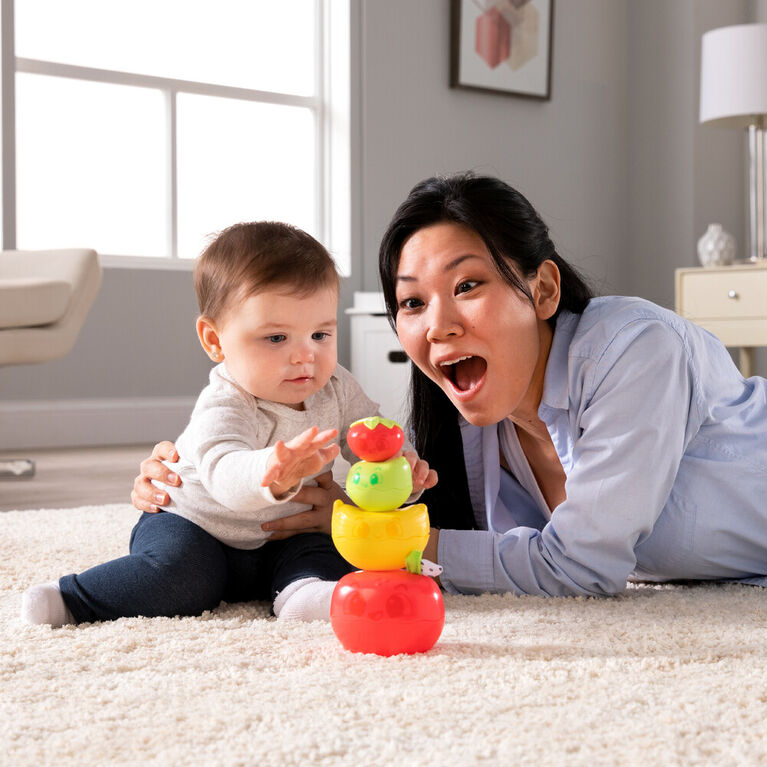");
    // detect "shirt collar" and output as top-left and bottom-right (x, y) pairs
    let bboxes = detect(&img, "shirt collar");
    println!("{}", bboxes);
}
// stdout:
(540, 309), (579, 413)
